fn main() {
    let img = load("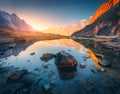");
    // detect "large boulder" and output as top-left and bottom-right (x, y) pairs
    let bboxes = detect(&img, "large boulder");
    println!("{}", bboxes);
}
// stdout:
(55, 51), (77, 69)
